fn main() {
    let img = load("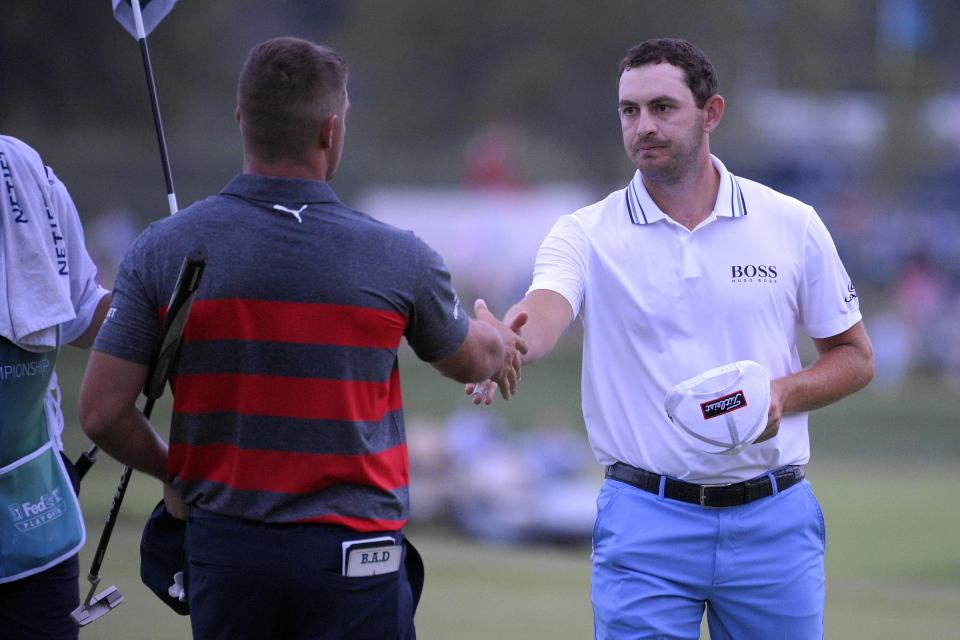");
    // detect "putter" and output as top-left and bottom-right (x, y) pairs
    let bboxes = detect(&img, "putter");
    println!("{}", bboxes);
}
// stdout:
(71, 247), (207, 626)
